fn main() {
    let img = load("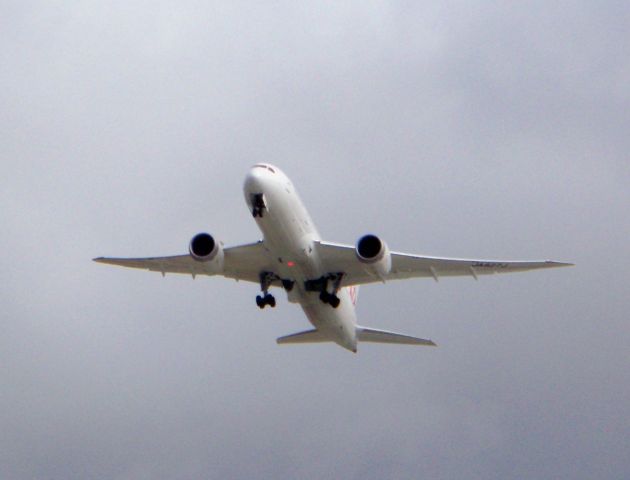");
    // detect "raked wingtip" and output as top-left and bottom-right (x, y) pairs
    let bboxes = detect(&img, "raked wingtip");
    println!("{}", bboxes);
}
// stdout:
(545, 260), (575, 267)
